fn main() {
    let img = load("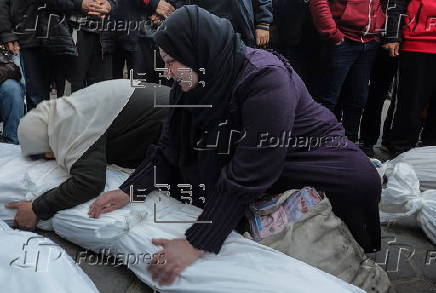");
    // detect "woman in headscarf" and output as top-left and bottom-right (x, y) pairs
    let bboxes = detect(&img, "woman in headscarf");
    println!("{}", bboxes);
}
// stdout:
(89, 6), (381, 285)
(6, 79), (170, 230)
